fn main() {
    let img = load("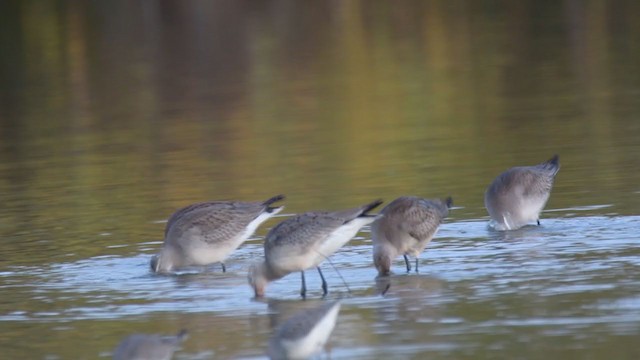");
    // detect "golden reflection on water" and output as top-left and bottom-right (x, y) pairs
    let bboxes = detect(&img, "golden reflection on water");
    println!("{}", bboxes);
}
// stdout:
(1, 1), (640, 359)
